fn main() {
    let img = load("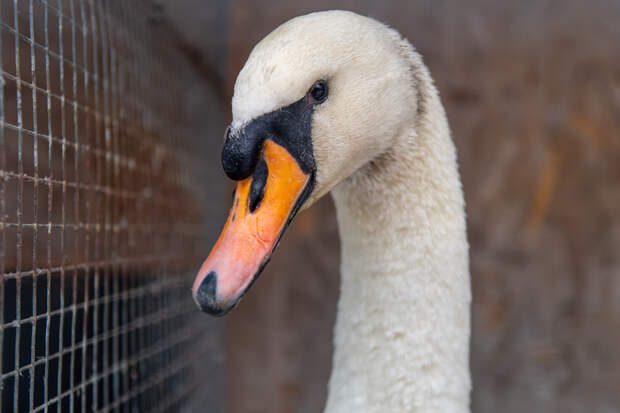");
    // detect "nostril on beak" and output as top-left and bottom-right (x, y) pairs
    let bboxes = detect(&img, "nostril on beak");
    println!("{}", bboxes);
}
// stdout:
(193, 271), (228, 316)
